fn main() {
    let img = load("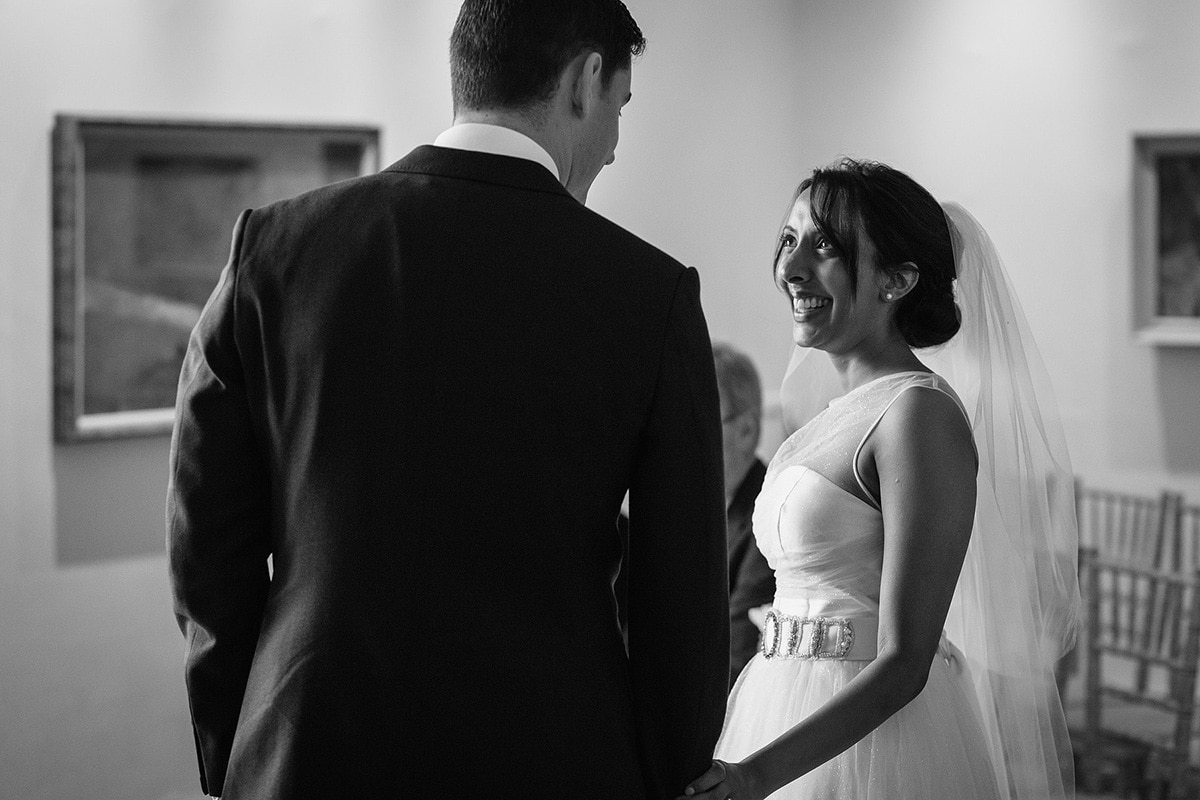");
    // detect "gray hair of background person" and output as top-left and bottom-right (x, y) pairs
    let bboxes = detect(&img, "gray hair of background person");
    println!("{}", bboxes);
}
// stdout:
(712, 342), (762, 423)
